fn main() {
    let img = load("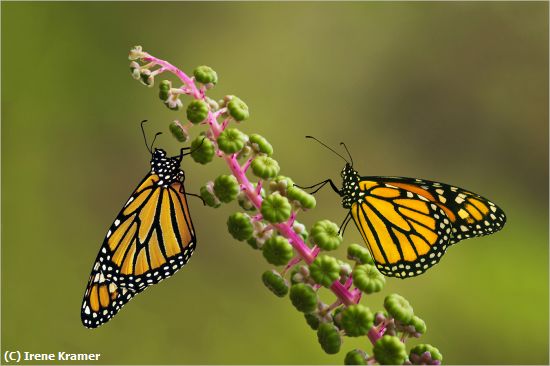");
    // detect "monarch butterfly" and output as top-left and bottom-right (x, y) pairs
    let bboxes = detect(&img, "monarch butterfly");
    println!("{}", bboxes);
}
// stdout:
(302, 136), (507, 279)
(81, 121), (198, 328)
